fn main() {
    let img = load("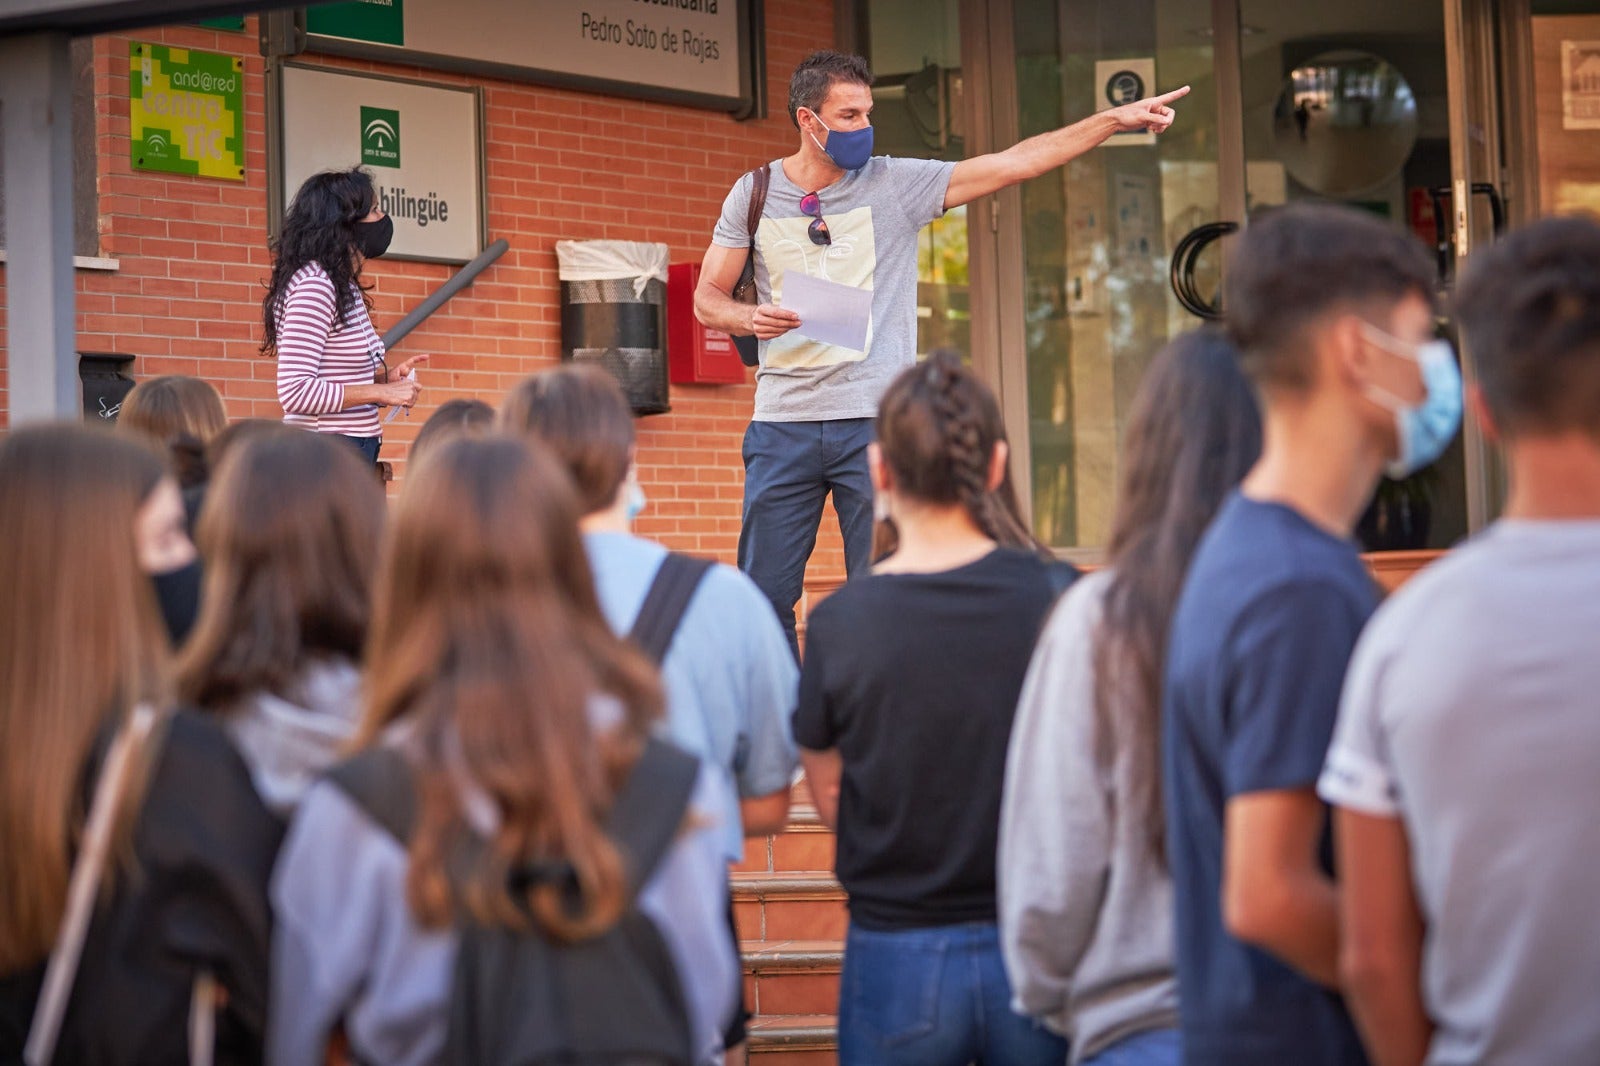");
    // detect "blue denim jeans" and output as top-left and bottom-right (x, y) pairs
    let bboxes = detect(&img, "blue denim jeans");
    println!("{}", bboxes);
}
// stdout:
(838, 921), (1069, 1066)
(1081, 1028), (1180, 1066)
(336, 434), (381, 464)
(738, 418), (875, 658)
